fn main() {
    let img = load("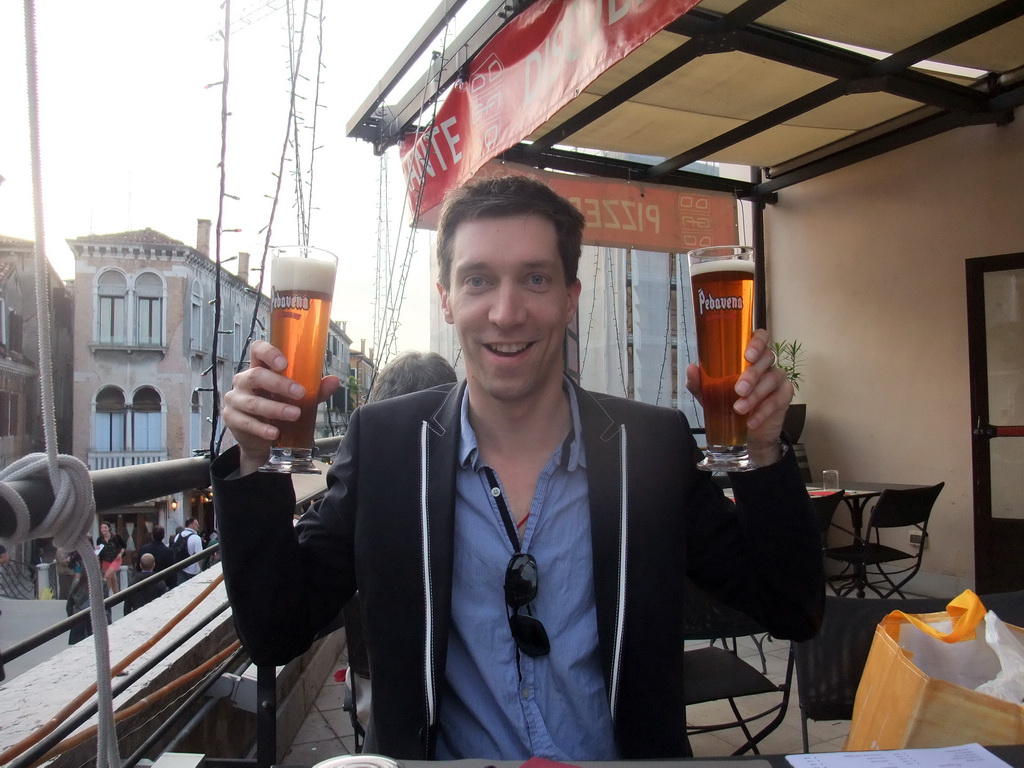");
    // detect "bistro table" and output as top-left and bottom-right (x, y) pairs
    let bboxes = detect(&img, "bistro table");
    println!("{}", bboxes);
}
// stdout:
(727, 482), (930, 599)
(809, 482), (928, 545)
(807, 482), (930, 598)
(724, 482), (926, 542)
